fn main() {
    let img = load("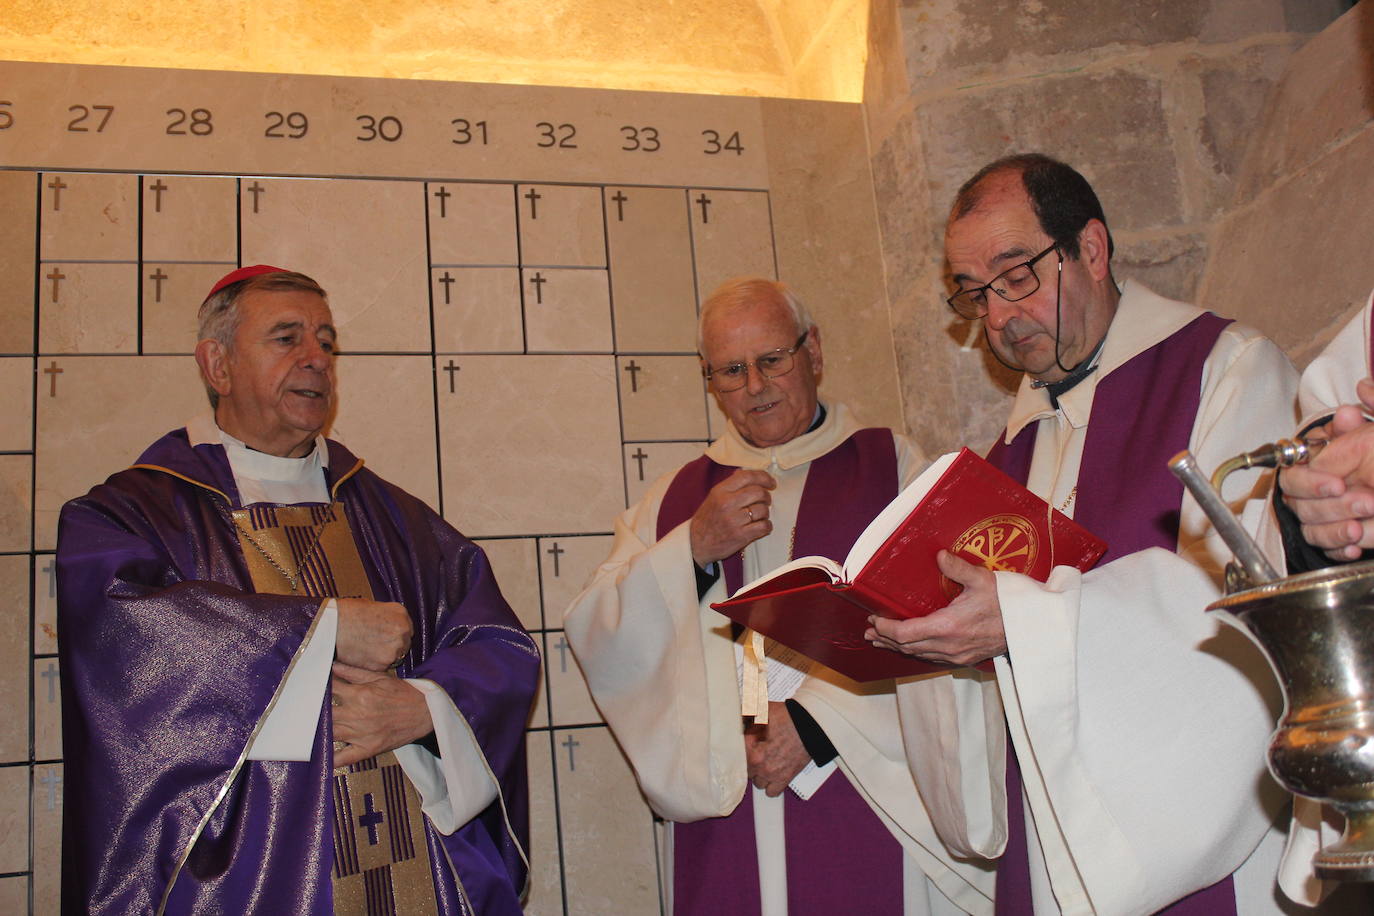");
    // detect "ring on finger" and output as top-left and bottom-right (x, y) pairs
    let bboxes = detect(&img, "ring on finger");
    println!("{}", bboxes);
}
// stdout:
(746, 506), (755, 522)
